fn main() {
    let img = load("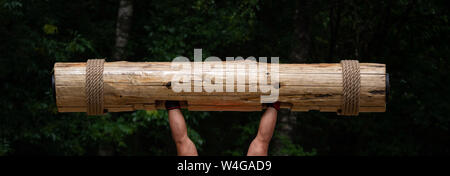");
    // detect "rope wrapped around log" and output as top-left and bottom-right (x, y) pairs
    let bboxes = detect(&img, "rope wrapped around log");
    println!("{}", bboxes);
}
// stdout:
(85, 59), (105, 116)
